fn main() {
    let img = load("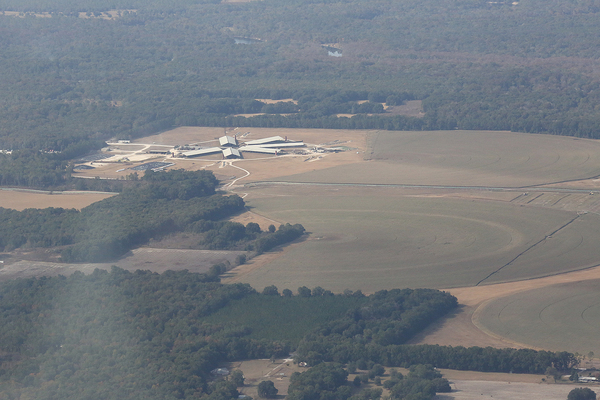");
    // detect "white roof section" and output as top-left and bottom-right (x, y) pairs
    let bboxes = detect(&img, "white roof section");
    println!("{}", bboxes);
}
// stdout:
(256, 142), (304, 148)
(244, 136), (287, 146)
(241, 146), (280, 154)
(181, 147), (222, 157)
(222, 148), (241, 158)
(219, 136), (237, 146)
